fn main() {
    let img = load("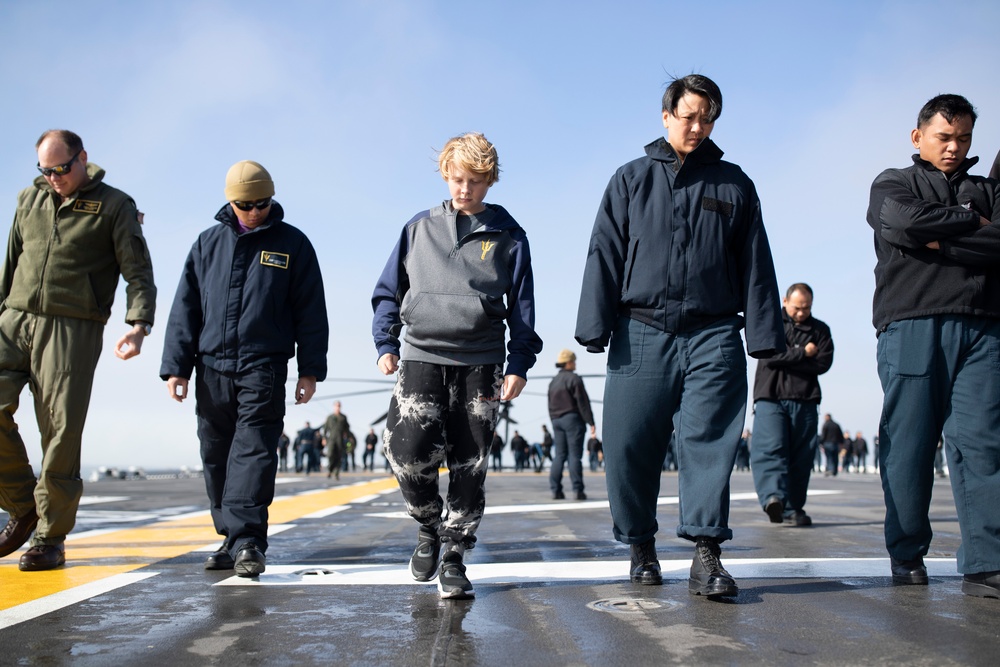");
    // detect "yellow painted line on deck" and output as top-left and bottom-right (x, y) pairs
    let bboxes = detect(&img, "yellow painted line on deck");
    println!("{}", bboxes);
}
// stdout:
(0, 478), (399, 613)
